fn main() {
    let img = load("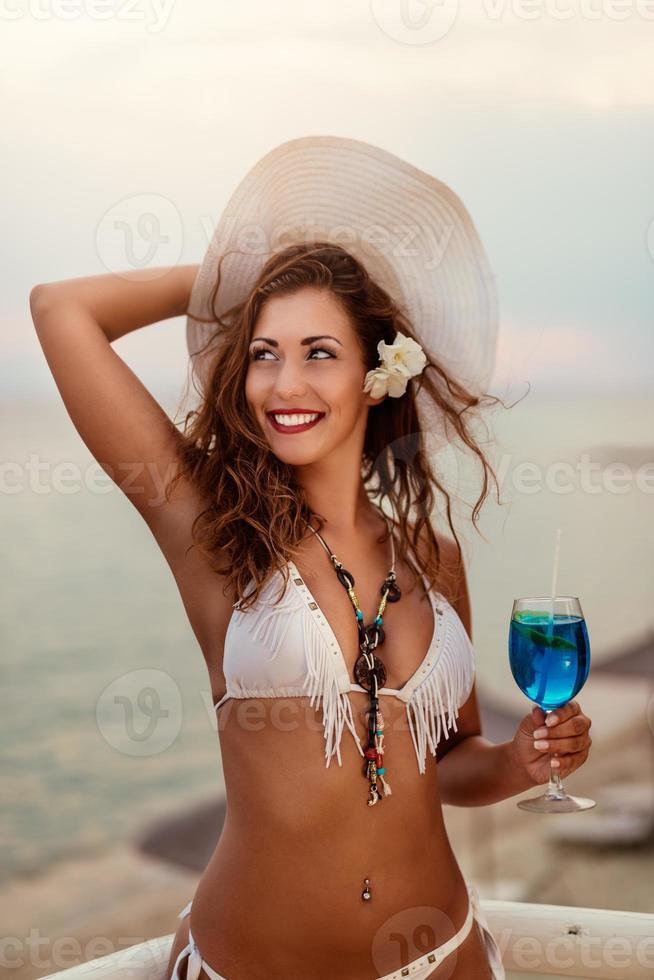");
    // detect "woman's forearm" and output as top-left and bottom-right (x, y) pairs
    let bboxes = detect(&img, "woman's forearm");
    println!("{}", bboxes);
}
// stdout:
(31, 264), (199, 343)
(438, 736), (536, 807)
